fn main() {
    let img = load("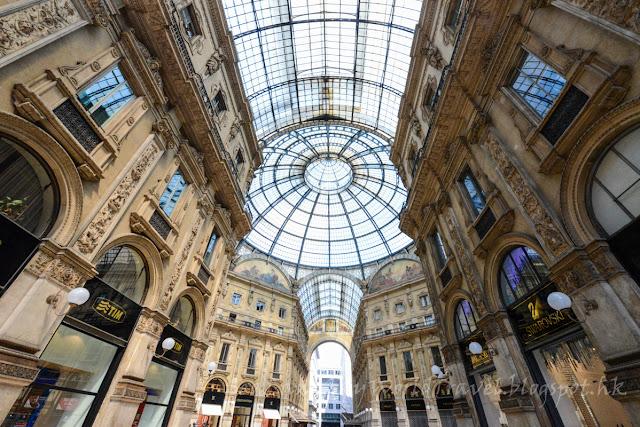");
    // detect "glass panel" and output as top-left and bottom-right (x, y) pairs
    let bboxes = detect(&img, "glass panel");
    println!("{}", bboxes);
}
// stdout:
(297, 273), (363, 328)
(96, 246), (147, 304)
(77, 66), (134, 127)
(169, 297), (195, 336)
(2, 388), (95, 427)
(203, 230), (218, 266)
(454, 300), (477, 340)
(159, 170), (186, 217)
(0, 137), (55, 237)
(244, 125), (412, 269)
(34, 325), (118, 393)
(512, 53), (566, 117)
(143, 362), (178, 405)
(499, 246), (550, 306)
(463, 171), (485, 213)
